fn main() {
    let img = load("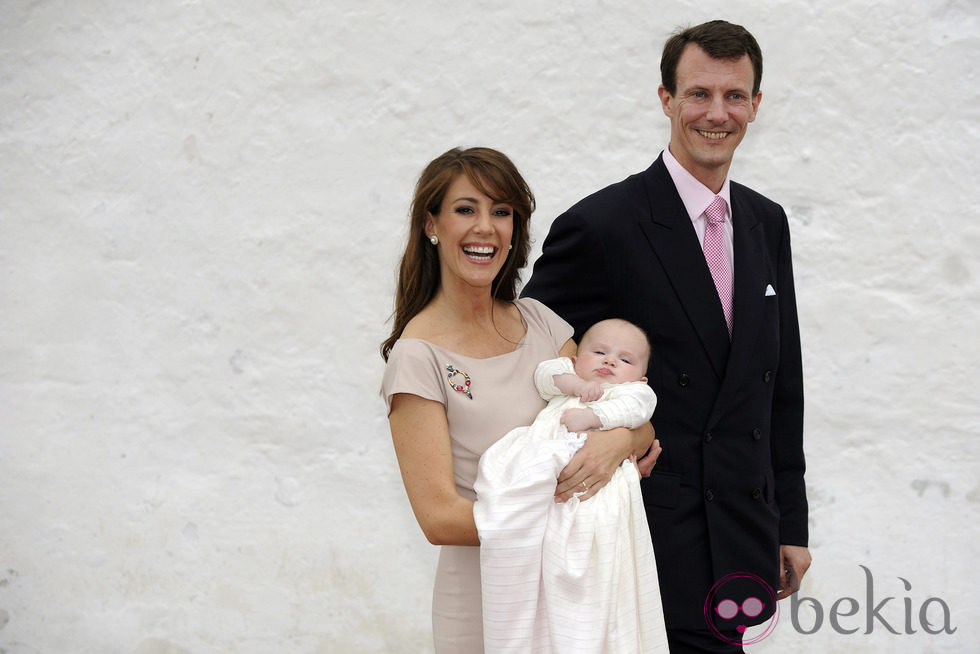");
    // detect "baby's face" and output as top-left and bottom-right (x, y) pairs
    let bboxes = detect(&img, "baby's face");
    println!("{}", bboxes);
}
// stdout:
(573, 321), (649, 385)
